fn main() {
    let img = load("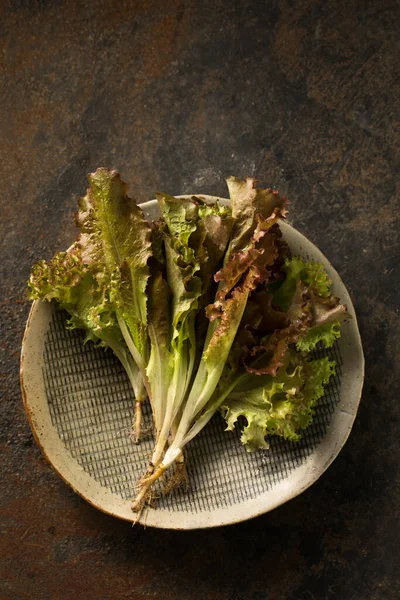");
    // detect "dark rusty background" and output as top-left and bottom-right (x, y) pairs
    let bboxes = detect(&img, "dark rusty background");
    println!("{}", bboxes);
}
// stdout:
(1, 1), (399, 599)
